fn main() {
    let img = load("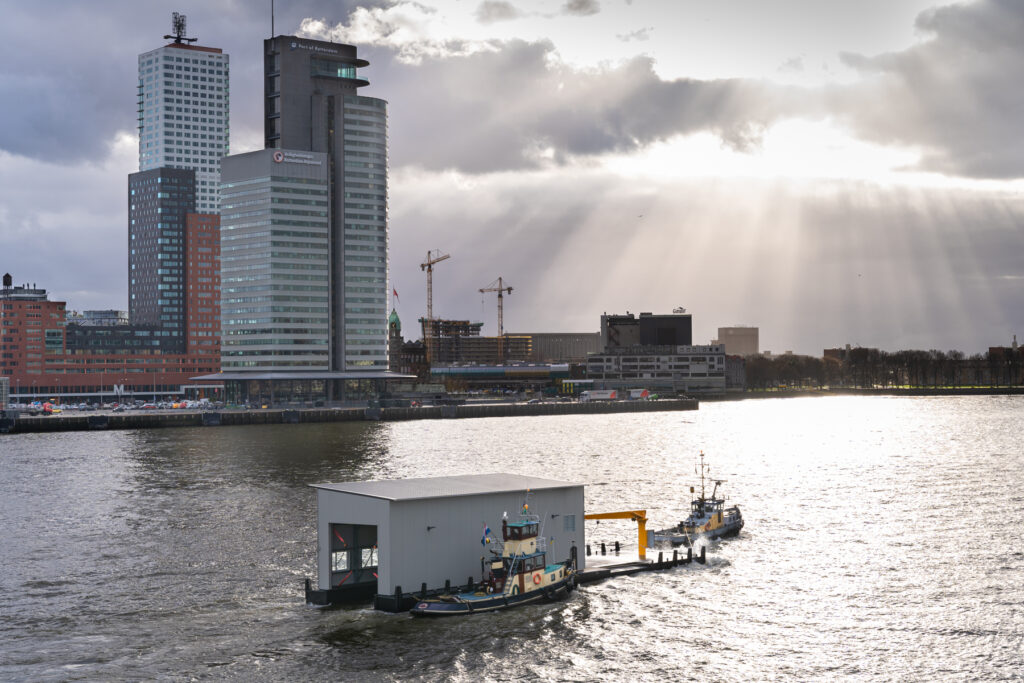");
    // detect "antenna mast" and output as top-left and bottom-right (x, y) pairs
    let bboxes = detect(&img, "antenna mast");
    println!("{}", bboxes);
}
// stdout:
(164, 12), (197, 45)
